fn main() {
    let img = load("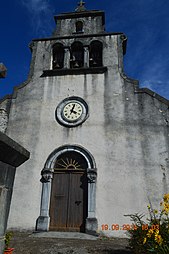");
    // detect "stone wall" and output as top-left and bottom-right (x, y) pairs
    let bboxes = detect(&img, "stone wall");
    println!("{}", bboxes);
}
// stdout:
(53, 11), (105, 36)
(0, 132), (29, 254)
(0, 109), (8, 133)
(0, 98), (11, 133)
